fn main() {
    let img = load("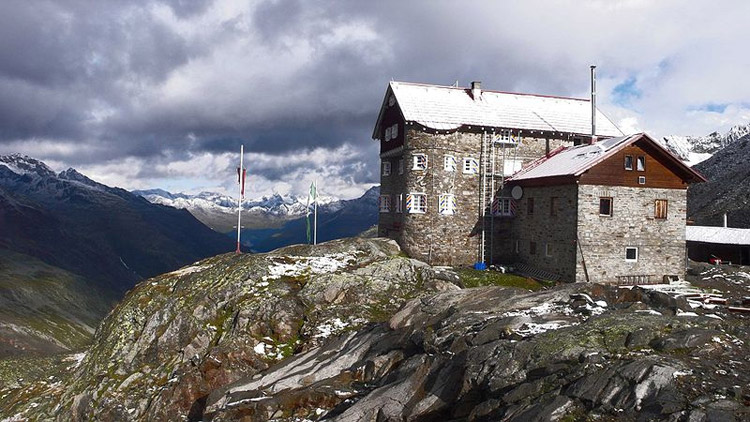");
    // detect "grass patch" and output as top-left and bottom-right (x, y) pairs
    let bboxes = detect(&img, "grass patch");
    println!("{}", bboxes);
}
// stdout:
(456, 268), (544, 291)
